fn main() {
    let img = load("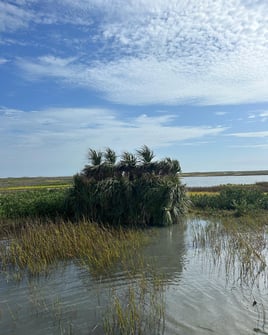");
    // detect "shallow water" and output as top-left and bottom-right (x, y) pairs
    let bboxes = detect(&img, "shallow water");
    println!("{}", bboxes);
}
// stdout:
(1, 218), (268, 335)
